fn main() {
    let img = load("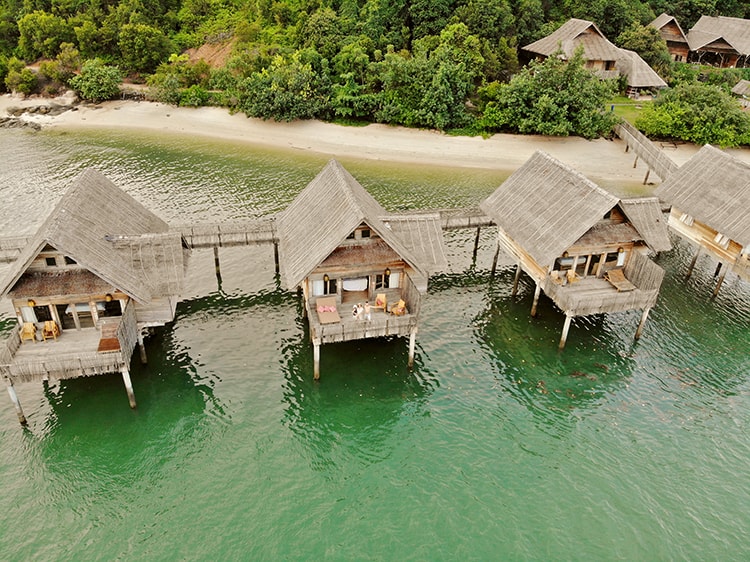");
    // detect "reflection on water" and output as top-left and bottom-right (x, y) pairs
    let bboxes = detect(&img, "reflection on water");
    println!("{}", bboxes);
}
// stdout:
(280, 314), (437, 474)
